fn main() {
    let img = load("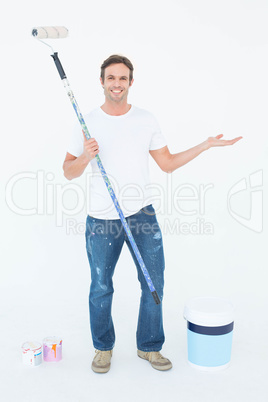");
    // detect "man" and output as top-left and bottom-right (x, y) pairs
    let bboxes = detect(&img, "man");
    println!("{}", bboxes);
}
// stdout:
(63, 54), (242, 373)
